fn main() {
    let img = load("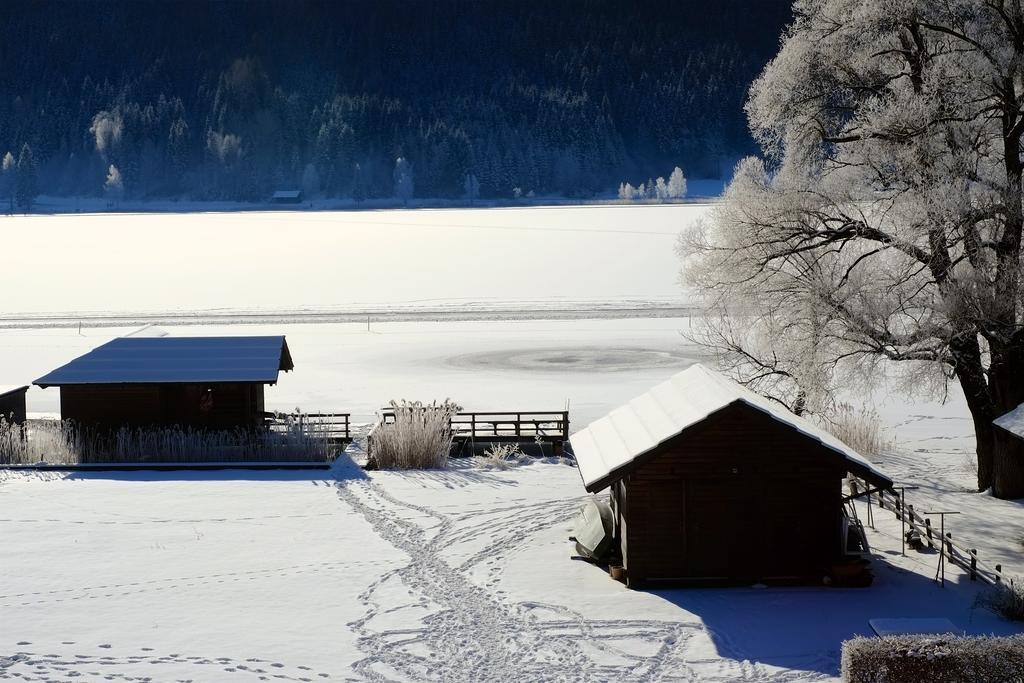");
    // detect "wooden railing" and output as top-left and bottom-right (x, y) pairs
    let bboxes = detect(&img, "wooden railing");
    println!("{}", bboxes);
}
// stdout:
(850, 478), (1005, 586)
(377, 410), (570, 456)
(265, 412), (351, 447)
